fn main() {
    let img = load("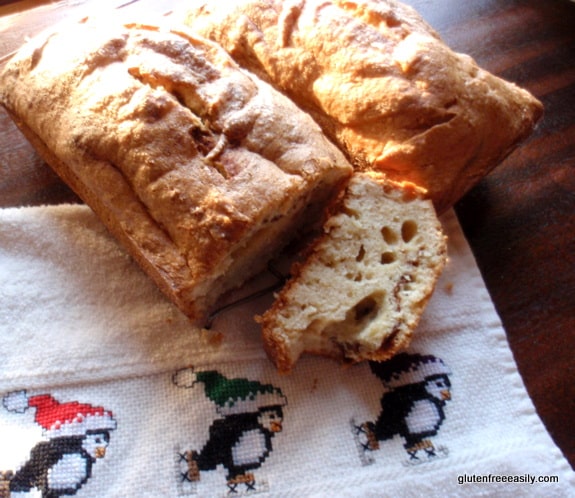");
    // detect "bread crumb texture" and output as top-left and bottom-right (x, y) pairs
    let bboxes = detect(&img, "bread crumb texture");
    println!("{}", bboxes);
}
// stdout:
(258, 172), (447, 372)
